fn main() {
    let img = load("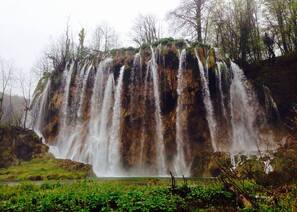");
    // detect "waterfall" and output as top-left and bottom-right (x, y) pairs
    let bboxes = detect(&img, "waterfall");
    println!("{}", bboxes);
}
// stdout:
(263, 85), (281, 123)
(216, 62), (227, 121)
(89, 58), (112, 134)
(61, 62), (75, 129)
(139, 60), (150, 168)
(173, 49), (190, 177)
(77, 65), (92, 120)
(150, 46), (167, 175)
(31, 47), (280, 177)
(195, 49), (218, 152)
(229, 62), (260, 154)
(92, 74), (115, 176)
(108, 66), (125, 175)
(54, 62), (75, 158)
(62, 64), (92, 161)
(34, 78), (51, 136)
